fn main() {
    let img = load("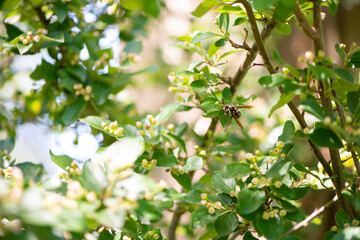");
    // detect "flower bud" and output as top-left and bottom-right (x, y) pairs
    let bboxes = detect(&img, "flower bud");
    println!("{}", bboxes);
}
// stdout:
(208, 207), (215, 214)
(251, 177), (259, 185)
(33, 35), (40, 42)
(150, 159), (157, 165)
(22, 39), (29, 45)
(324, 116), (331, 125)
(262, 211), (270, 220)
(86, 191), (97, 202)
(303, 127), (310, 134)
(146, 114), (154, 122)
(279, 209), (287, 217)
(114, 128), (123, 136)
(109, 121), (118, 130)
(101, 122), (107, 128)
(274, 181), (282, 188)
(269, 211), (275, 218)
(340, 43), (346, 49)
(282, 67), (289, 76)
(200, 200), (207, 205)
(229, 191), (235, 197)
(136, 121), (143, 128)
(145, 124), (151, 130)
(201, 193), (208, 200)
(276, 141), (284, 148)
(305, 51), (314, 61)
(139, 130), (145, 136)
(151, 118), (157, 125)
